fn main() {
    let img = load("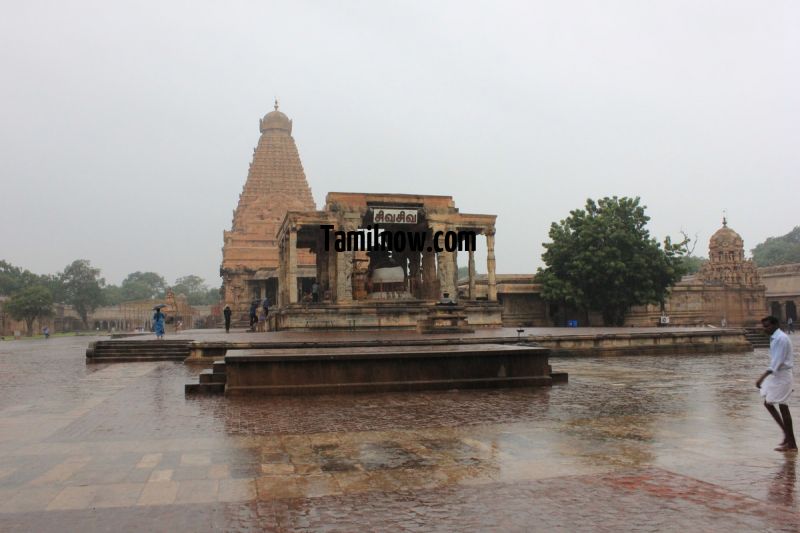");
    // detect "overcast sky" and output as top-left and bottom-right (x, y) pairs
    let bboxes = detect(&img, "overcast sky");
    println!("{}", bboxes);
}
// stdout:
(1, 1), (798, 287)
